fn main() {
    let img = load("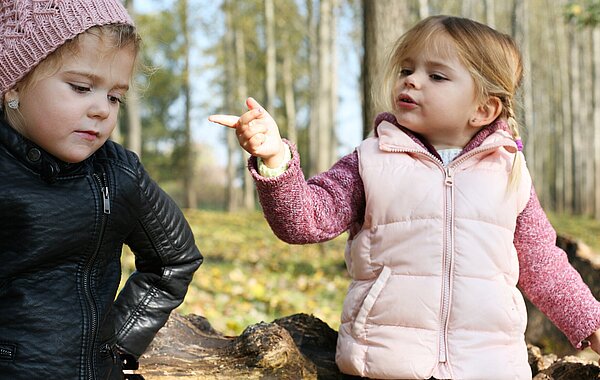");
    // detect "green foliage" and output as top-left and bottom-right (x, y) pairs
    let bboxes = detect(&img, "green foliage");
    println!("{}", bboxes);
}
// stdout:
(547, 212), (600, 252)
(565, 1), (600, 26)
(131, 8), (188, 183)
